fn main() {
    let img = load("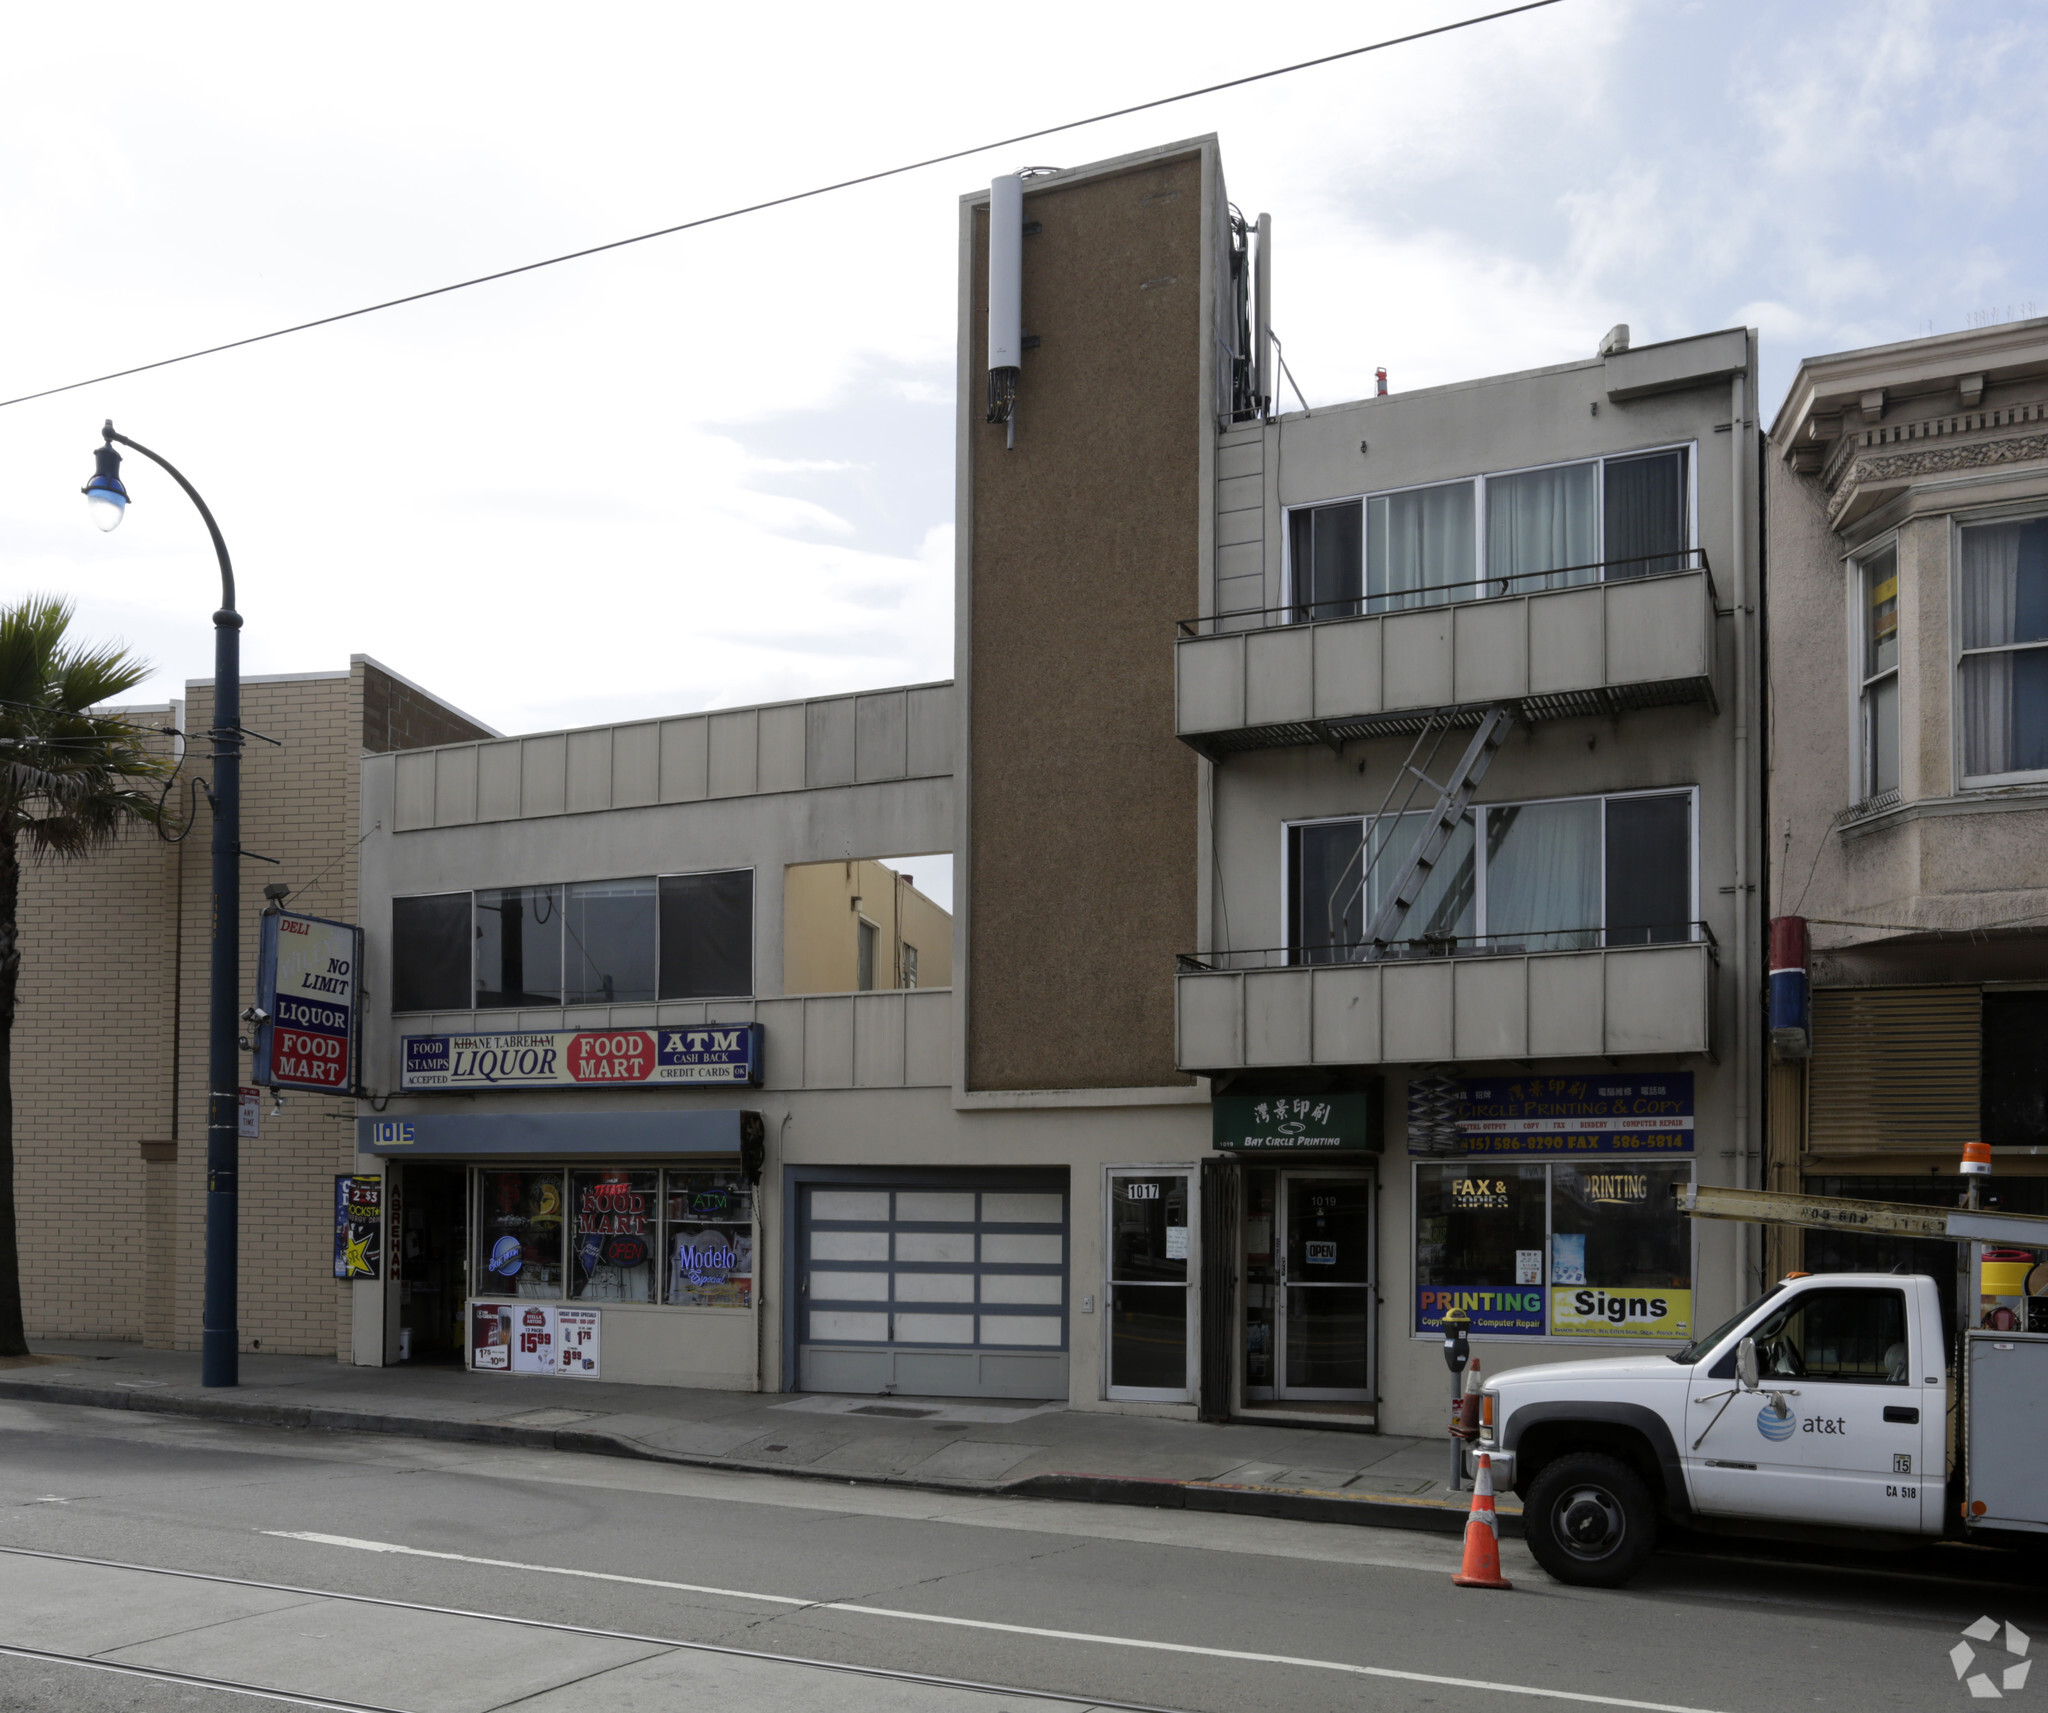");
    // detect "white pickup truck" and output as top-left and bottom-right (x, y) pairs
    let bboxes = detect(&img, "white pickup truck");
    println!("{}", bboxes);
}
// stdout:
(1479, 1269), (2048, 1585)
